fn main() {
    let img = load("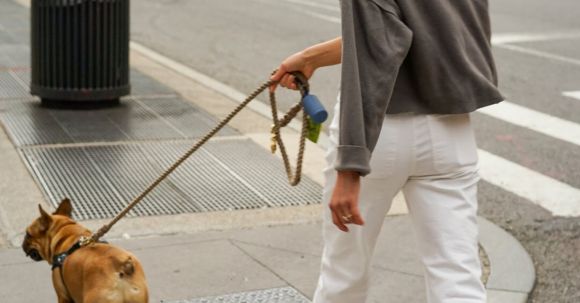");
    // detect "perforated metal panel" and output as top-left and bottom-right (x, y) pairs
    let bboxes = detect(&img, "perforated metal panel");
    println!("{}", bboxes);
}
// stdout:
(0, 99), (73, 146)
(164, 287), (310, 303)
(0, 70), (29, 99)
(0, 96), (237, 146)
(204, 140), (322, 207)
(0, 68), (180, 100)
(12, 67), (31, 86)
(20, 139), (322, 220)
(130, 69), (177, 97)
